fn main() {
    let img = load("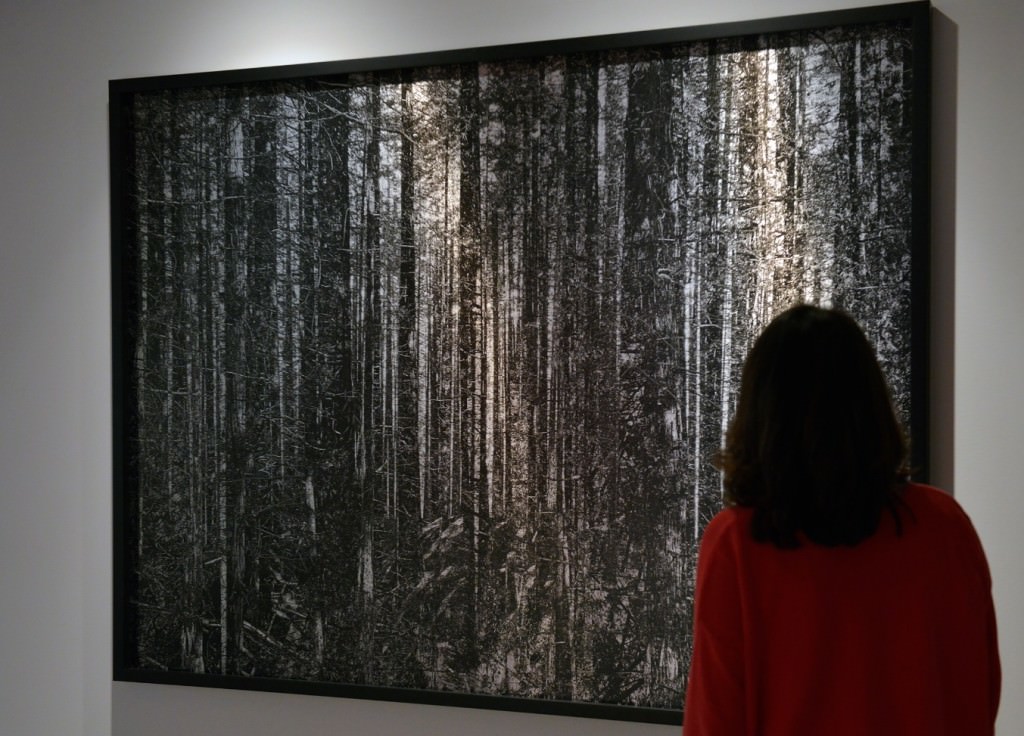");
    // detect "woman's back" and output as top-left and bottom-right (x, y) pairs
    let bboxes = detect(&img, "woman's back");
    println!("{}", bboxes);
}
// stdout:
(683, 482), (1000, 735)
